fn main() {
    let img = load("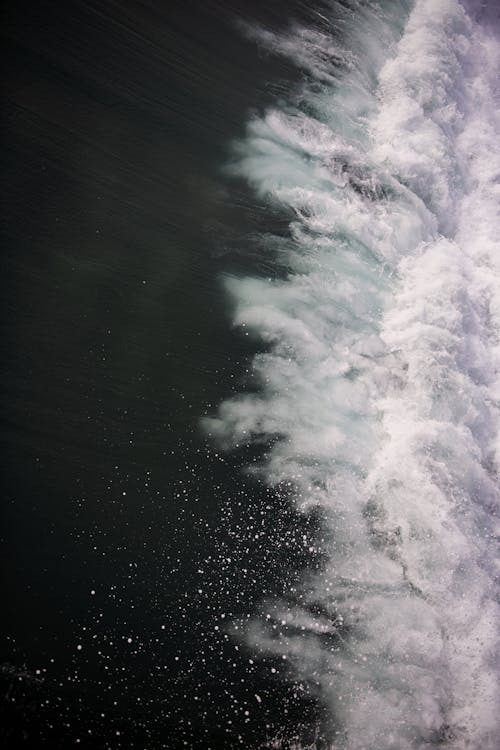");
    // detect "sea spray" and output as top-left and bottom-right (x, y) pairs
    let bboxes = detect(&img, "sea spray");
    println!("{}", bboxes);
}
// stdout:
(205, 1), (500, 747)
